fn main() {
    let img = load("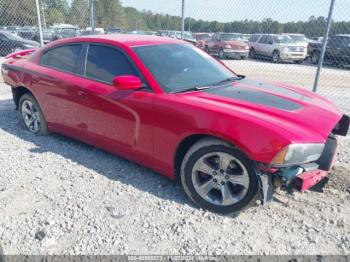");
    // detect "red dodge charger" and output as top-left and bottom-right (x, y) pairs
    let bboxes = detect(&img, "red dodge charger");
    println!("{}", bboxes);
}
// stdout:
(1, 35), (349, 214)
